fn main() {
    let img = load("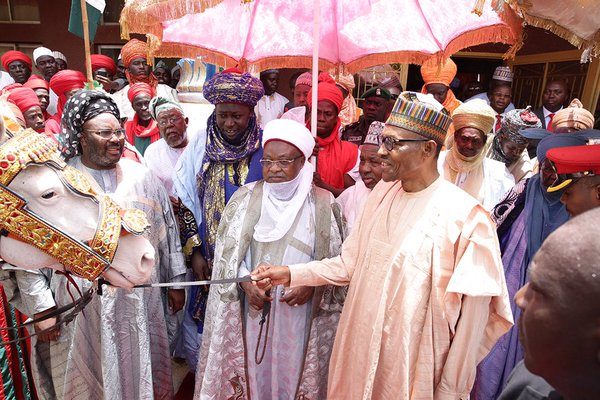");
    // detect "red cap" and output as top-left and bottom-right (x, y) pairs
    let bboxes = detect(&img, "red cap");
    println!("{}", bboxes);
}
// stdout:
(91, 54), (117, 76)
(23, 75), (49, 91)
(546, 144), (600, 192)
(127, 82), (155, 103)
(307, 72), (344, 112)
(7, 87), (41, 113)
(1, 50), (32, 71)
